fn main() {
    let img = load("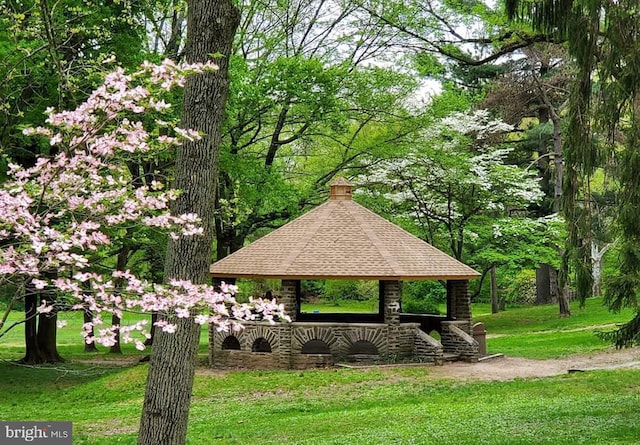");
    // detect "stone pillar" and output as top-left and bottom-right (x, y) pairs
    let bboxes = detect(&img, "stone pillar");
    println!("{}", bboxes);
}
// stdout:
(382, 280), (401, 358)
(382, 280), (401, 325)
(447, 280), (472, 333)
(278, 324), (292, 369)
(279, 279), (298, 322)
